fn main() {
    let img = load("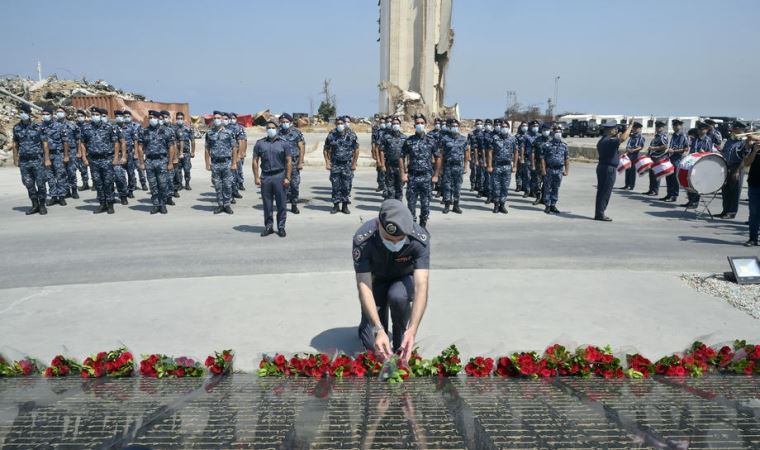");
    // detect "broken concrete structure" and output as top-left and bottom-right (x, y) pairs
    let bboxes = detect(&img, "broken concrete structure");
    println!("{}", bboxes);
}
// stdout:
(378, 0), (455, 119)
